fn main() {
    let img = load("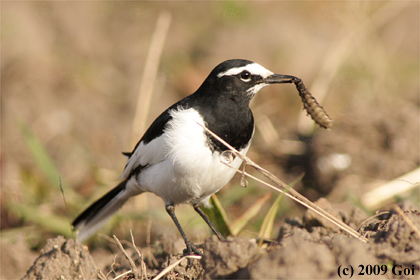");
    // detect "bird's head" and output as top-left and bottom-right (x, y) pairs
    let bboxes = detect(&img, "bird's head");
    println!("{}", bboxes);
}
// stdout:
(200, 59), (296, 102)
